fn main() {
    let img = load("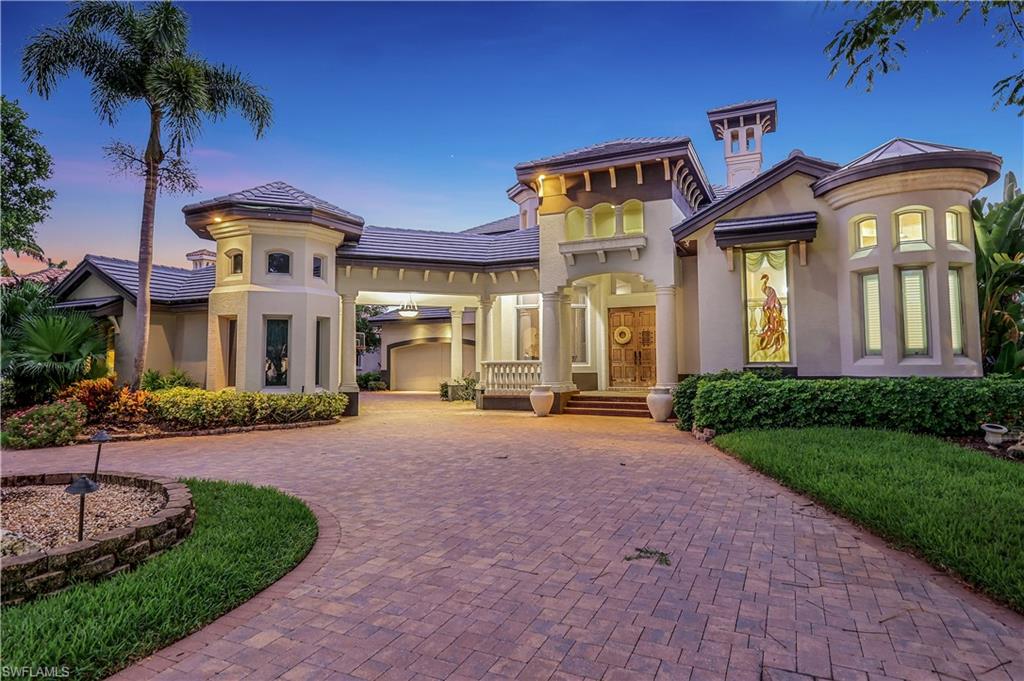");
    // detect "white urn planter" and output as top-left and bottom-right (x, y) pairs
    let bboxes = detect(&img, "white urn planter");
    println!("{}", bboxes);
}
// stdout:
(647, 387), (674, 422)
(982, 423), (1008, 447)
(529, 385), (554, 417)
